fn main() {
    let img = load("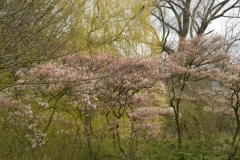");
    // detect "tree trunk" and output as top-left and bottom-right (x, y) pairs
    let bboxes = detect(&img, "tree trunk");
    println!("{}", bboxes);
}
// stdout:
(228, 125), (240, 160)
(175, 112), (182, 149)
(172, 102), (182, 149)
(228, 107), (240, 160)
